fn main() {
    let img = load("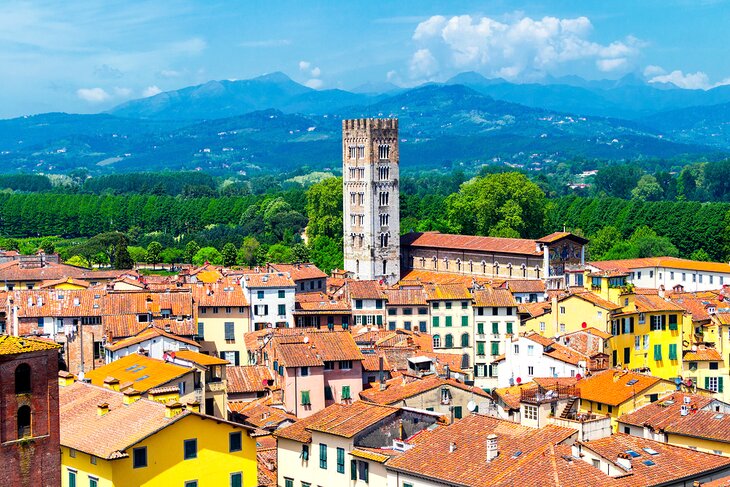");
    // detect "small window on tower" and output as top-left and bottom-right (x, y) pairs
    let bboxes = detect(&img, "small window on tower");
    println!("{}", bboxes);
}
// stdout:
(348, 146), (356, 159)
(357, 145), (365, 158)
(383, 260), (387, 275)
(379, 144), (390, 159)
